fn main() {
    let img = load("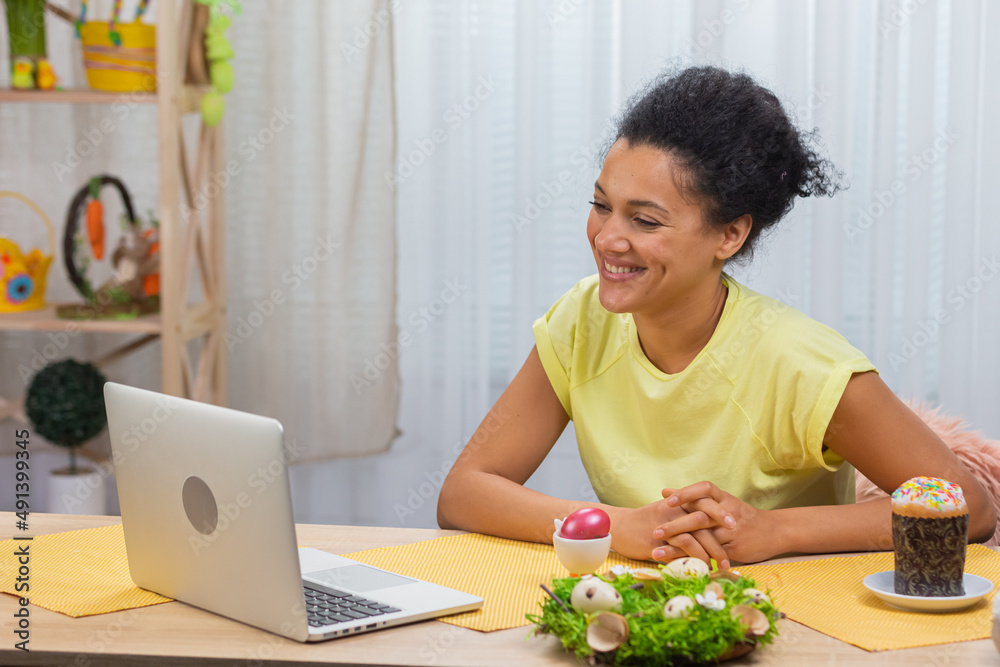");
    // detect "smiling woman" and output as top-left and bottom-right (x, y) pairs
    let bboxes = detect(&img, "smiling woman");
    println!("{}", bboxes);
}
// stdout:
(436, 66), (996, 568)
